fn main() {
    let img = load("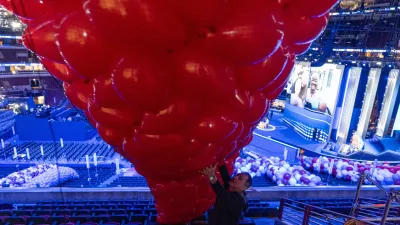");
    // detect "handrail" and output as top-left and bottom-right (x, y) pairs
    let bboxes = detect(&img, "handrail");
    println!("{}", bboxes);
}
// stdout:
(278, 198), (377, 225)
(350, 173), (400, 225)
